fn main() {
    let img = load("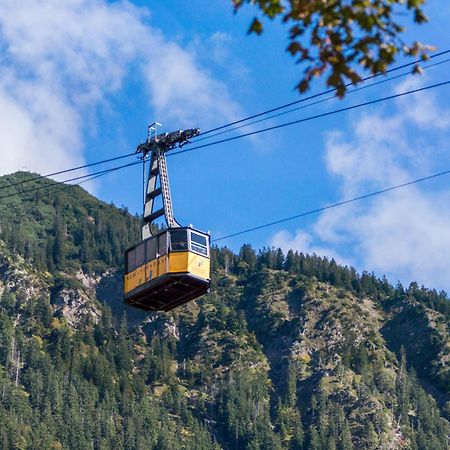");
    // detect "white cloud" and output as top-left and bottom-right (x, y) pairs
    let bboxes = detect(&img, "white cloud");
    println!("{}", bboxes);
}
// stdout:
(143, 35), (243, 128)
(350, 190), (450, 287)
(0, 0), (244, 184)
(271, 76), (450, 290)
(394, 76), (450, 130)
